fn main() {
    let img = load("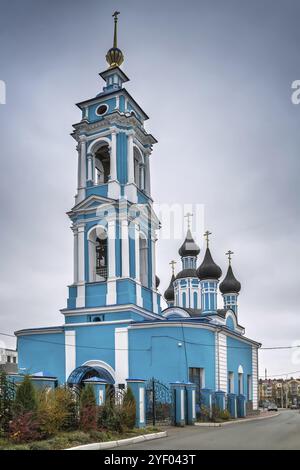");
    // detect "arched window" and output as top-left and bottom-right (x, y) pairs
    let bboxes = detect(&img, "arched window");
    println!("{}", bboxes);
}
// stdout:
(193, 292), (198, 308)
(95, 236), (108, 279)
(139, 234), (148, 287)
(88, 227), (108, 282)
(134, 147), (145, 191)
(95, 144), (110, 185)
(182, 292), (187, 308)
